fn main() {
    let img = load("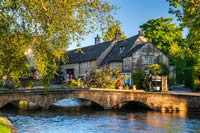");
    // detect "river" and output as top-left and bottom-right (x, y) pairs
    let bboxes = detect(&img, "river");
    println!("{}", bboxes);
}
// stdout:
(1, 99), (200, 133)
